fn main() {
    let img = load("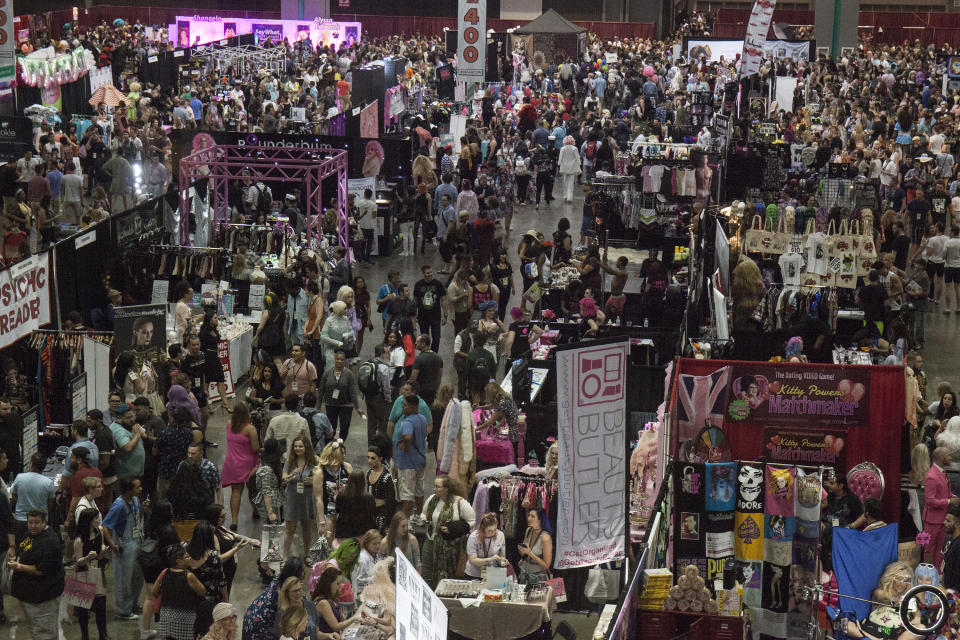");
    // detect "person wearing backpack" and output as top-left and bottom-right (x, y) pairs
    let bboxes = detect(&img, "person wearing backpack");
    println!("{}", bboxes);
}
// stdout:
(254, 293), (287, 369)
(581, 133), (599, 183)
(300, 392), (333, 453)
(452, 321), (478, 399)
(466, 340), (497, 405)
(358, 344), (394, 442)
(514, 154), (531, 205)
